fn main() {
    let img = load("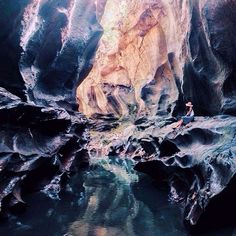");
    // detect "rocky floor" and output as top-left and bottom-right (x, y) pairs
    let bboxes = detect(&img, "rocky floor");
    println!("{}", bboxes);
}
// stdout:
(1, 86), (235, 230)
(87, 114), (236, 227)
